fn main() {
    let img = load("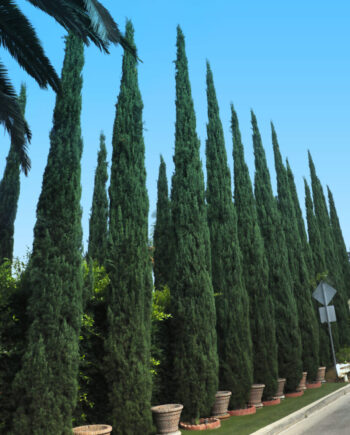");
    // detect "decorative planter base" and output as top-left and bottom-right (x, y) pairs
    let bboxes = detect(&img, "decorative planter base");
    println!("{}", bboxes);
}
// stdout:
(285, 391), (304, 398)
(180, 418), (221, 431)
(151, 404), (183, 435)
(211, 391), (232, 418)
(228, 406), (256, 416)
(211, 413), (231, 420)
(72, 425), (112, 435)
(316, 366), (327, 383)
(274, 378), (286, 400)
(249, 384), (265, 408)
(306, 381), (322, 389)
(262, 398), (280, 406)
(296, 372), (308, 391)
